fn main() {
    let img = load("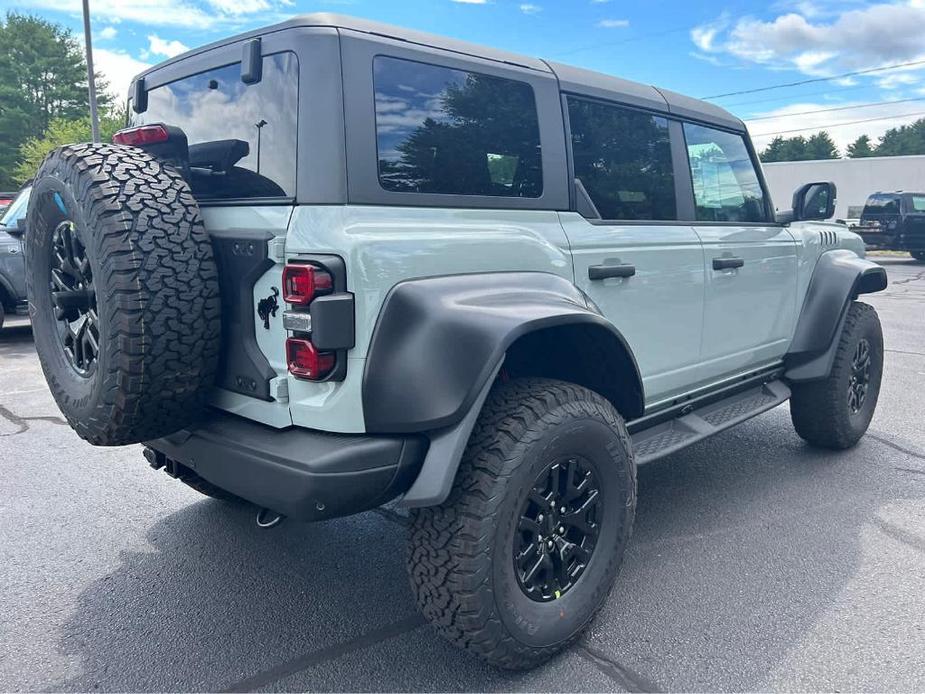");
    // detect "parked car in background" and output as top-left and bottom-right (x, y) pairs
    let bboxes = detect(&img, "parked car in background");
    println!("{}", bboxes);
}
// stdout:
(858, 191), (925, 261)
(0, 185), (30, 329)
(0, 191), (17, 216)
